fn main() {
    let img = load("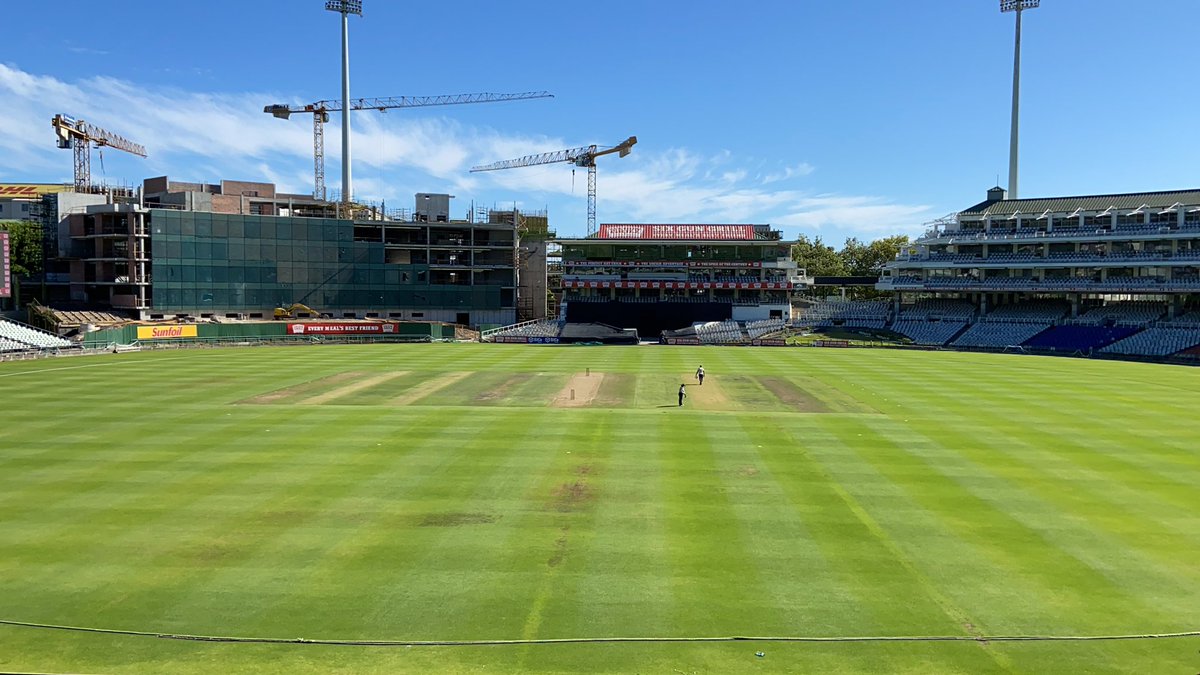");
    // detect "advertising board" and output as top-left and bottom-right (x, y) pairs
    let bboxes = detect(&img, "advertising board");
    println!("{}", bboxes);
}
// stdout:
(0, 232), (10, 298)
(287, 323), (397, 335)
